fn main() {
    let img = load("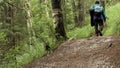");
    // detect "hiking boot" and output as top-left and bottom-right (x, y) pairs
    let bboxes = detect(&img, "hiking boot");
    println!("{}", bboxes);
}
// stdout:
(95, 33), (99, 36)
(100, 32), (103, 36)
(99, 31), (103, 36)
